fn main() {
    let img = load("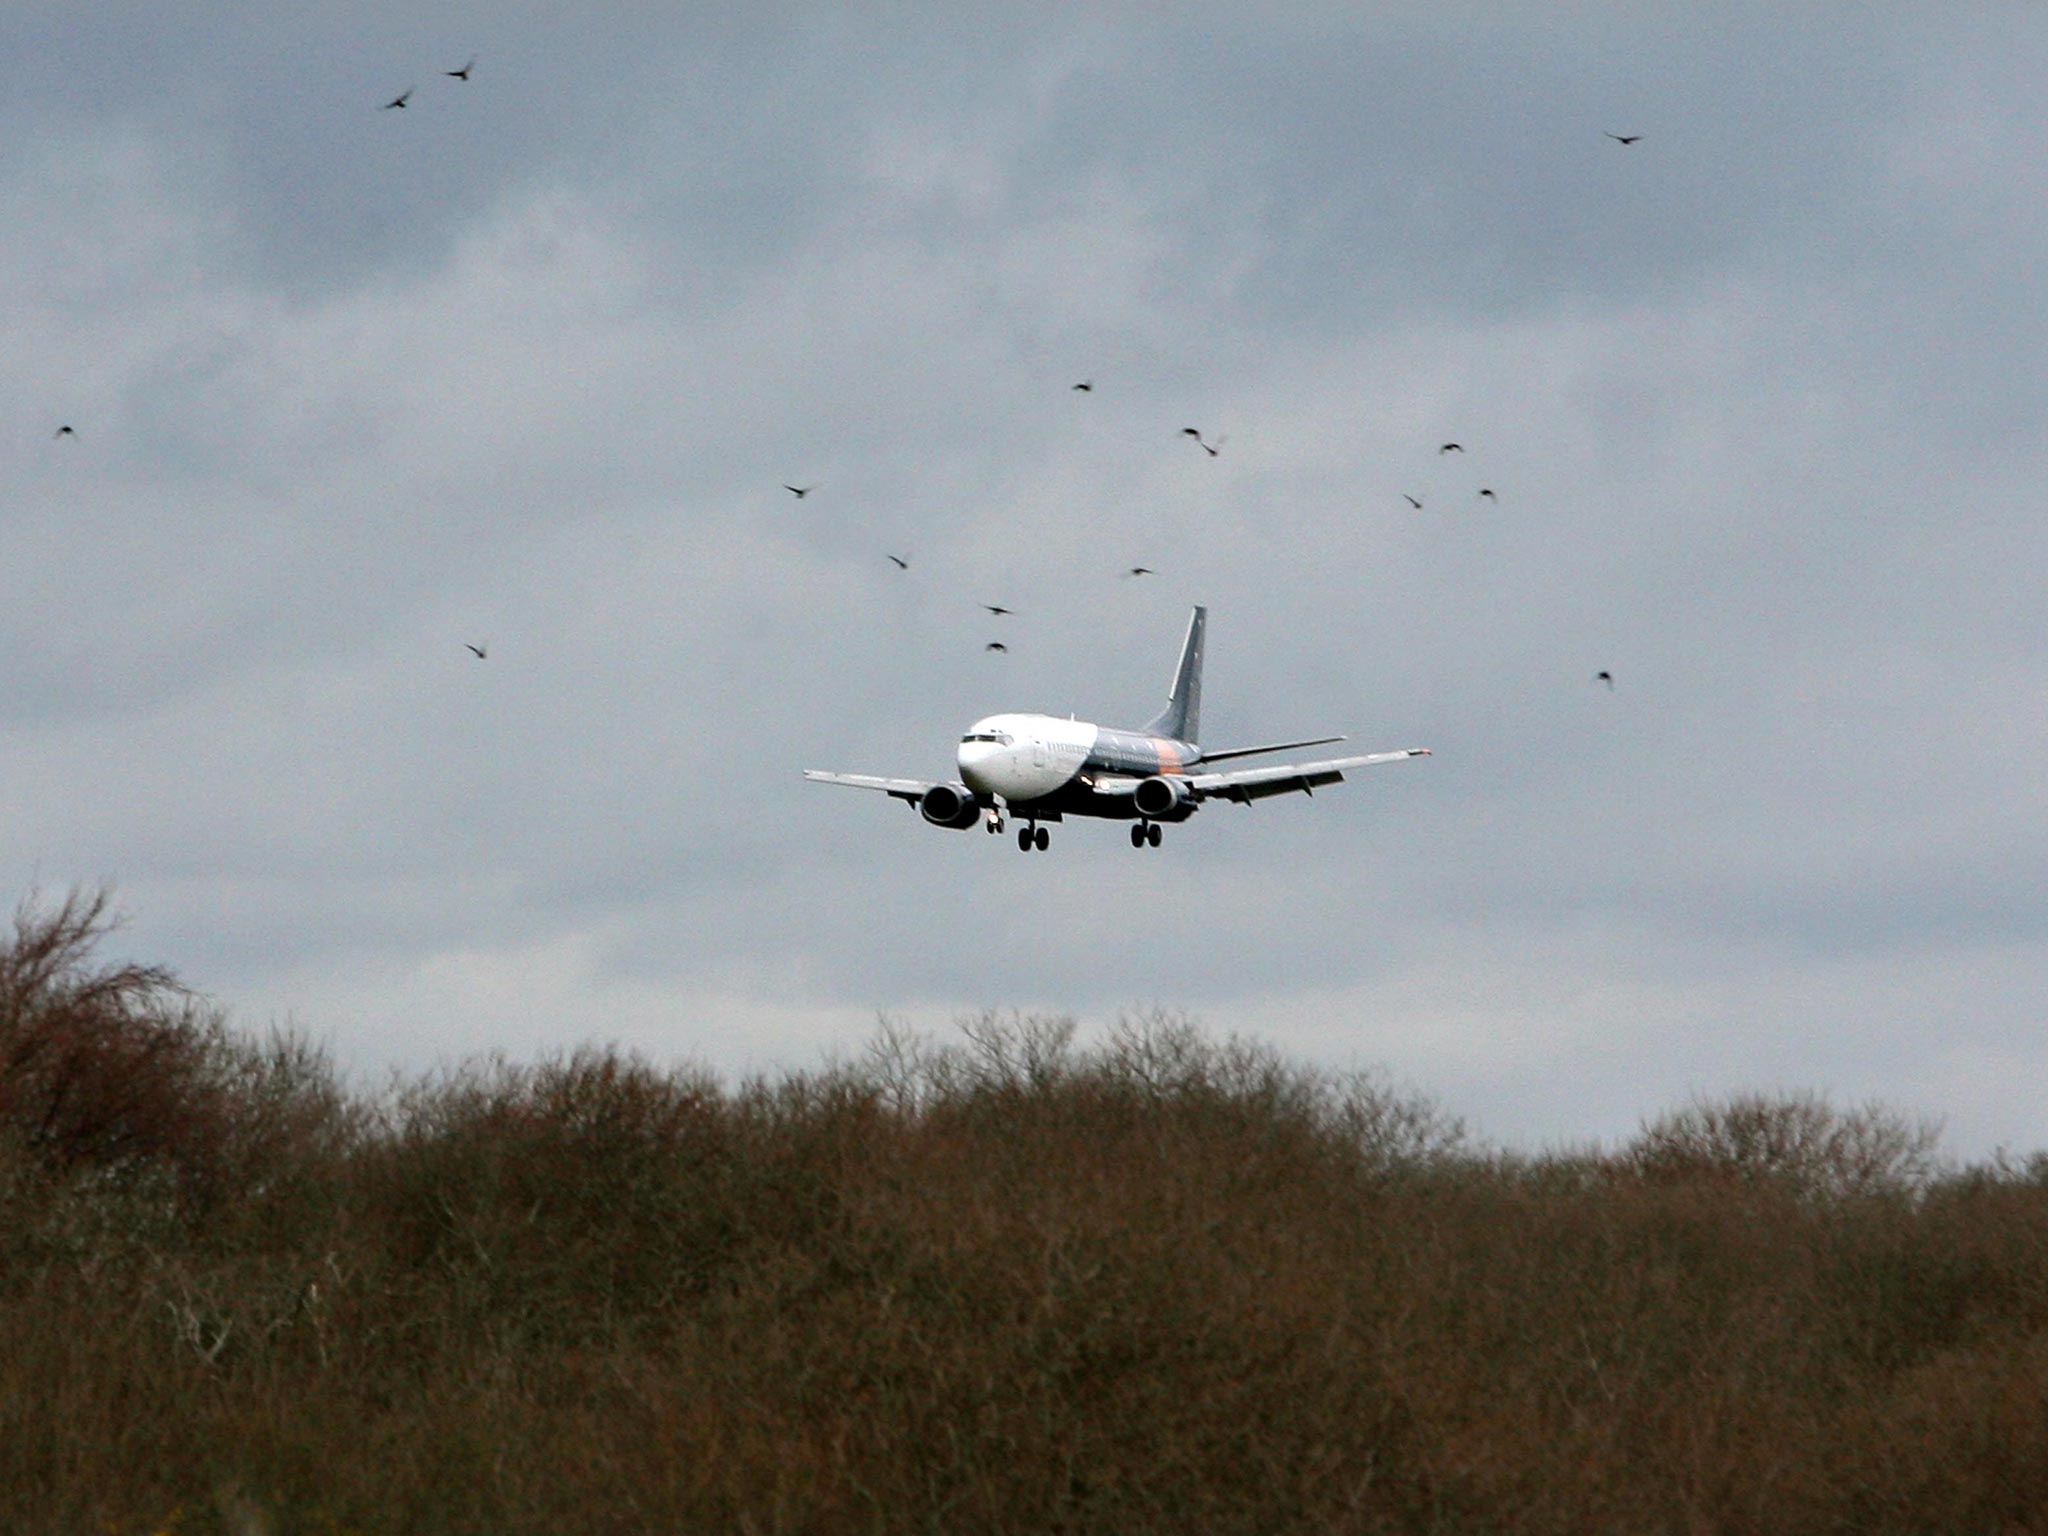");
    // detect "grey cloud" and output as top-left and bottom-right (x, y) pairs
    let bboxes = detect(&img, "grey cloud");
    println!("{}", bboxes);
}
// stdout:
(4, 7), (2045, 1159)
